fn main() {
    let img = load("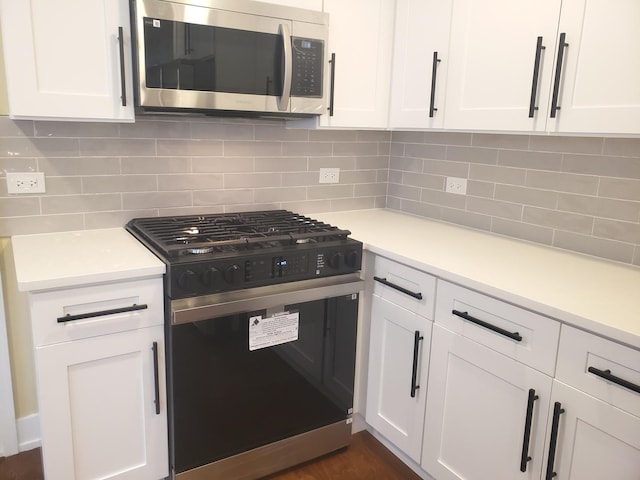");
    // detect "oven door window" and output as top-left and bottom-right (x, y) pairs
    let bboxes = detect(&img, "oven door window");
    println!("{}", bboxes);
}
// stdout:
(171, 295), (357, 474)
(143, 18), (284, 96)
